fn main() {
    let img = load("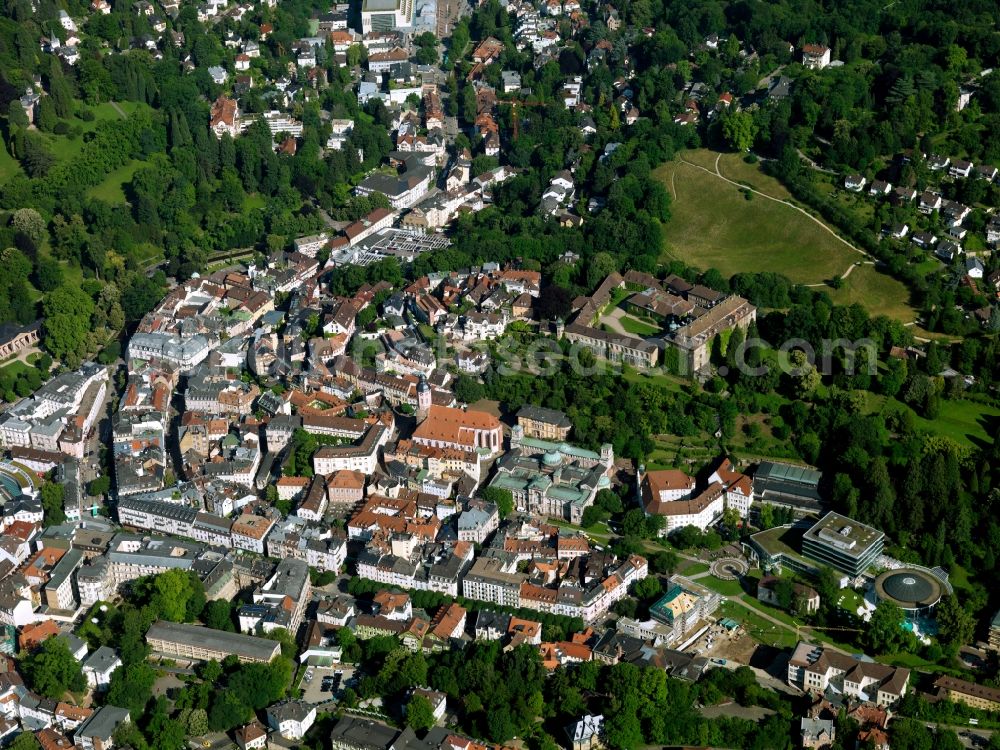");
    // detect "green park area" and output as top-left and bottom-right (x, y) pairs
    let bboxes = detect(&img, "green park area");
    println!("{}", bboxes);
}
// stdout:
(87, 160), (142, 204)
(863, 394), (1000, 449)
(825, 263), (917, 323)
(0, 357), (37, 380)
(656, 151), (858, 283)
(45, 101), (146, 163)
(654, 150), (917, 321)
